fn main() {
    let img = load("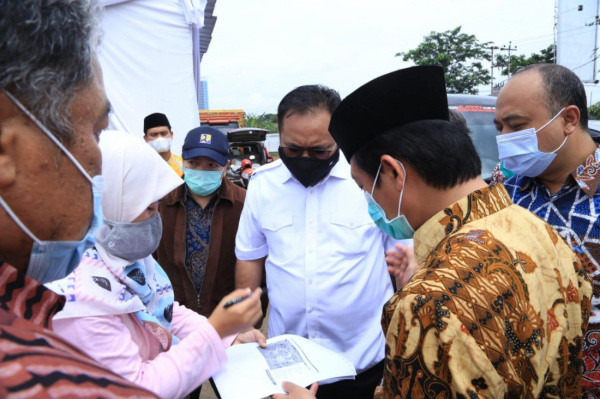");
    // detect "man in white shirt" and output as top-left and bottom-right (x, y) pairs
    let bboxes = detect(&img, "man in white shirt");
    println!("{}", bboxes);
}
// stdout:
(235, 85), (394, 398)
